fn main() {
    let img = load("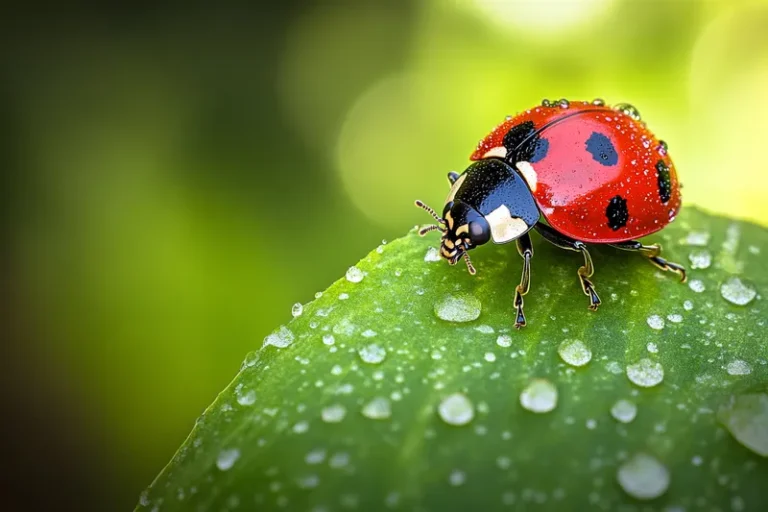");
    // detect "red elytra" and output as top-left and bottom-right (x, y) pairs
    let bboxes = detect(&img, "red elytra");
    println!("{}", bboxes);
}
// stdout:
(469, 100), (681, 243)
